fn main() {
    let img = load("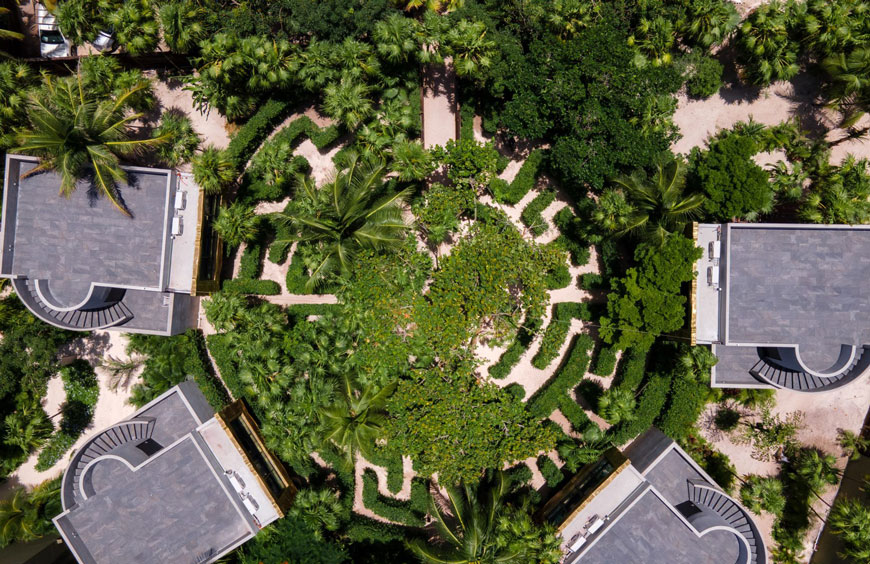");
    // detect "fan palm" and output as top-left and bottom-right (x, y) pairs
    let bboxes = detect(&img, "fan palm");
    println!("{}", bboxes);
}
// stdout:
(597, 387), (637, 425)
(821, 47), (870, 124)
(319, 376), (397, 462)
(212, 203), (259, 248)
(192, 145), (235, 195)
(681, 0), (740, 48)
(3, 408), (53, 454)
(740, 475), (786, 516)
(14, 75), (166, 216)
(159, 0), (205, 54)
(275, 152), (412, 290)
(829, 498), (870, 561)
(838, 428), (870, 460)
(408, 472), (561, 564)
(606, 158), (705, 244)
(322, 81), (374, 130)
